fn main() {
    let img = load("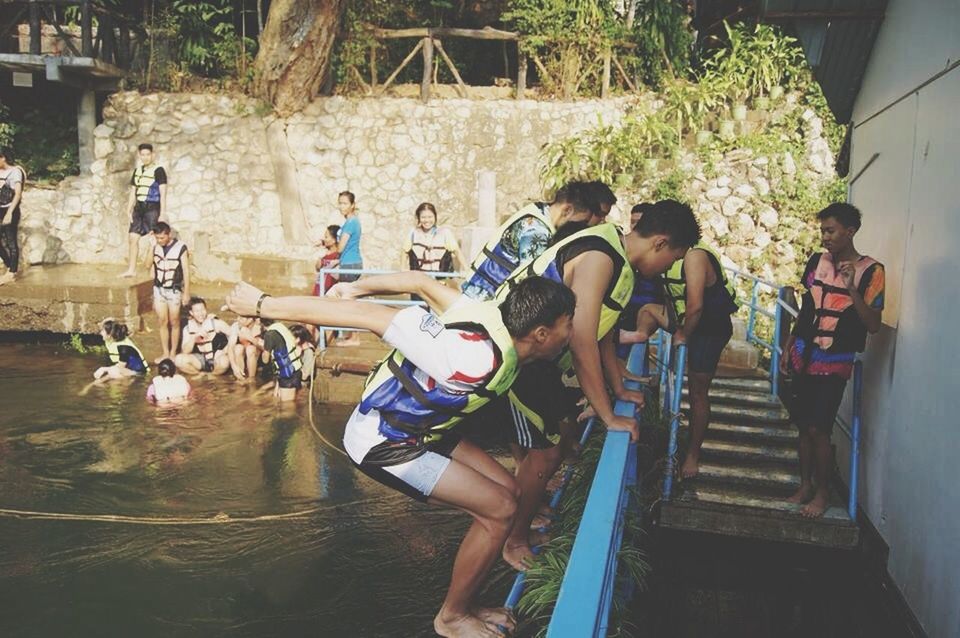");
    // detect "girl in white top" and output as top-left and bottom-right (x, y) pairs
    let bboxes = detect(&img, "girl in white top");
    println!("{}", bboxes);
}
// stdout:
(147, 358), (192, 404)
